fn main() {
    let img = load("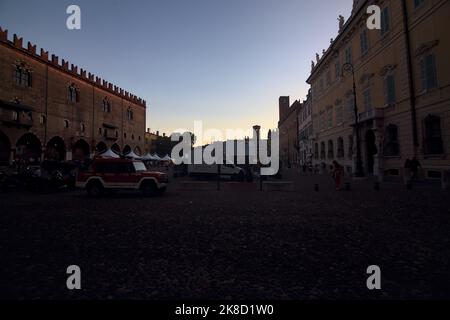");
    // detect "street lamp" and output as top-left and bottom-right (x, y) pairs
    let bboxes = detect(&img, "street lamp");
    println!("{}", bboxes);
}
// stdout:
(342, 63), (364, 177)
